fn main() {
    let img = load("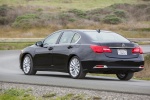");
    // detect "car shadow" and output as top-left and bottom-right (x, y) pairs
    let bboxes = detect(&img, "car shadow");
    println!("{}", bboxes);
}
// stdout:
(84, 77), (119, 81)
(35, 74), (70, 78)
(35, 73), (120, 81)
